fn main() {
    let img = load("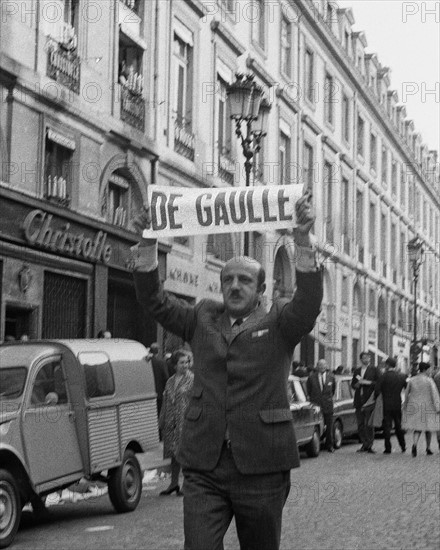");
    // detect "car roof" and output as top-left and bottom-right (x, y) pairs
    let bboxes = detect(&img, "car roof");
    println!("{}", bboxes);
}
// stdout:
(0, 339), (150, 367)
